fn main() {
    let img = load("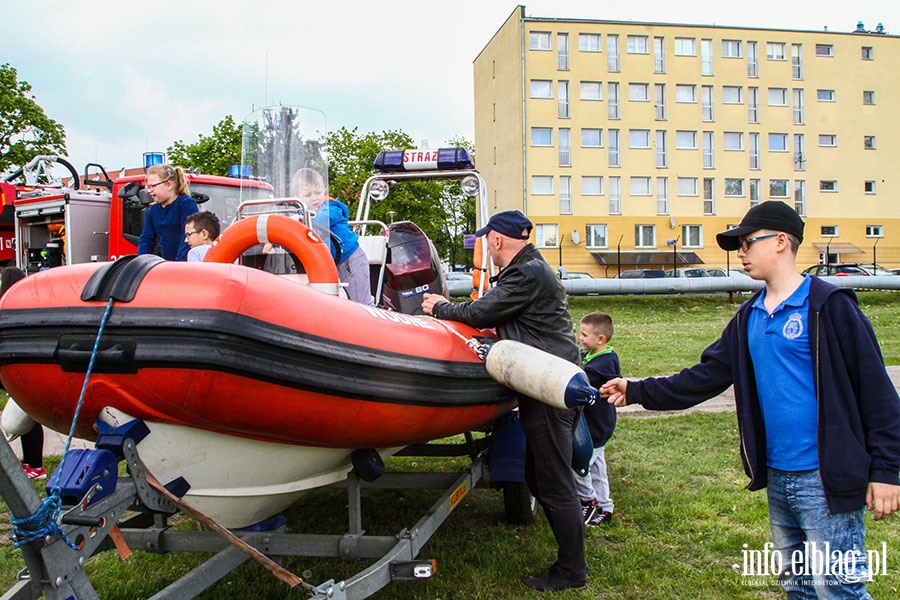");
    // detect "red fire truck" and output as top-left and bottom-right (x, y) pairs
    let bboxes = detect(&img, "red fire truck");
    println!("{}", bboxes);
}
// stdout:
(1, 156), (273, 272)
